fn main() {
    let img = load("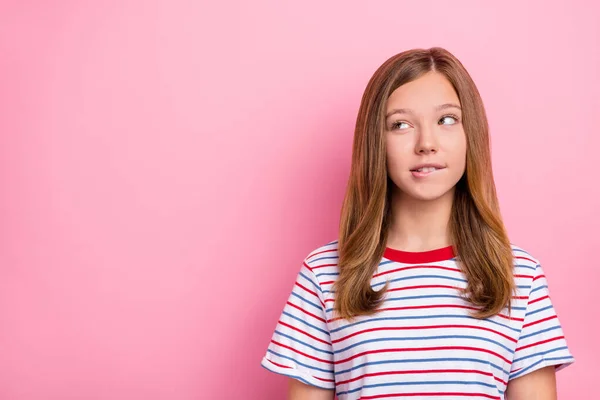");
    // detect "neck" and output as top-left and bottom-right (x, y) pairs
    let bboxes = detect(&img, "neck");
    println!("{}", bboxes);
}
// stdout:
(386, 187), (455, 252)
